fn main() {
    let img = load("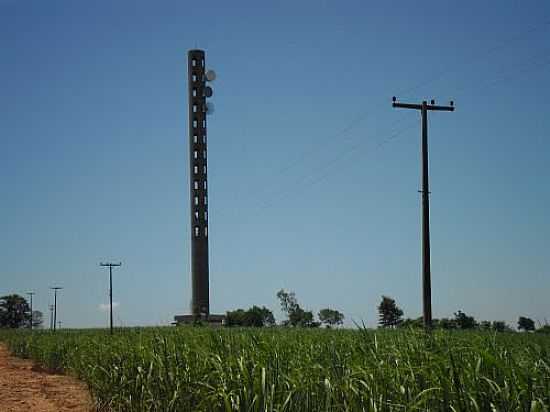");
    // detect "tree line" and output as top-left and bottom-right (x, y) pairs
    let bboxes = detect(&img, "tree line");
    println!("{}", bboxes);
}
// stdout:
(225, 289), (344, 328)
(0, 294), (43, 329)
(377, 295), (549, 333)
(2, 292), (548, 333)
